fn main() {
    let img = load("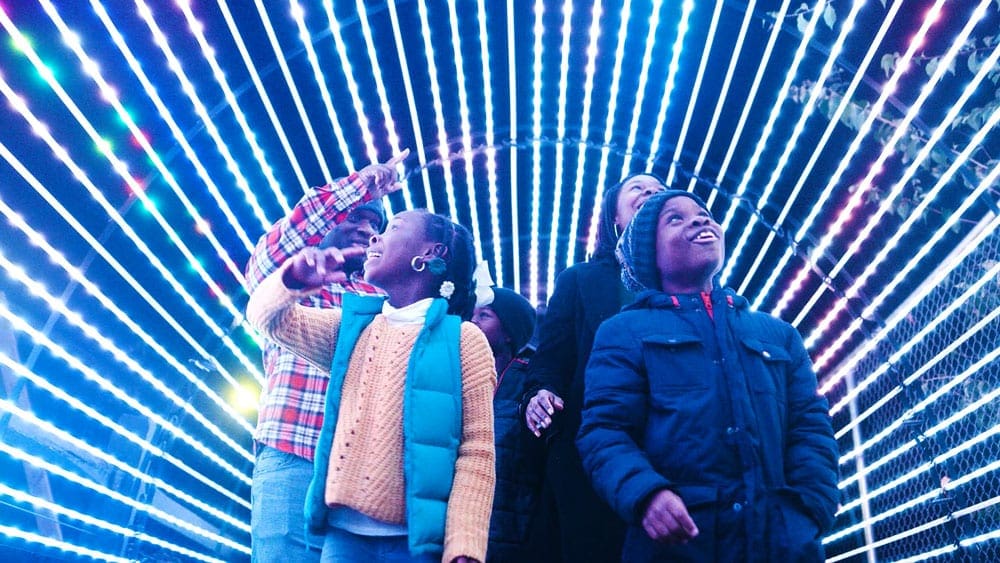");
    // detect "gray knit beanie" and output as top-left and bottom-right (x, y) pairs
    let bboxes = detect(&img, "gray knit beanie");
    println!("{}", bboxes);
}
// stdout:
(616, 189), (710, 292)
